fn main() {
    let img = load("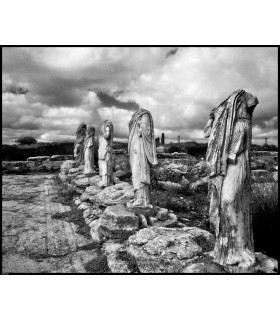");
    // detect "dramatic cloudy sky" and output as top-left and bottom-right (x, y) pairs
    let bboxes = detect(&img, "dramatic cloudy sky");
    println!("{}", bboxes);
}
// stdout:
(2, 47), (278, 145)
